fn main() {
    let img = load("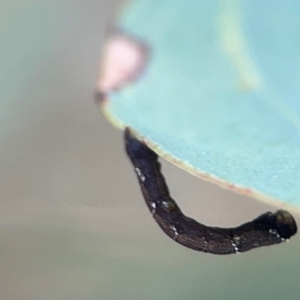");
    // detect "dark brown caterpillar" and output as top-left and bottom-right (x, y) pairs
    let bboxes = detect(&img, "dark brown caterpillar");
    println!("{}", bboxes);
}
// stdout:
(124, 128), (297, 255)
